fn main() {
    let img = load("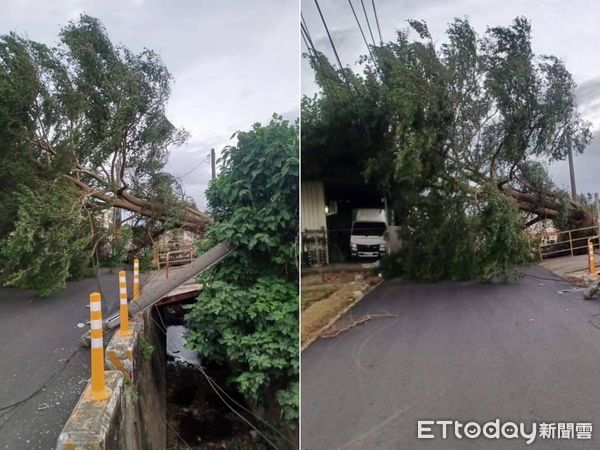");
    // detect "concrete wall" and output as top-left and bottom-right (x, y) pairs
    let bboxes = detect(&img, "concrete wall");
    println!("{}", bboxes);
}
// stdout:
(56, 310), (166, 450)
